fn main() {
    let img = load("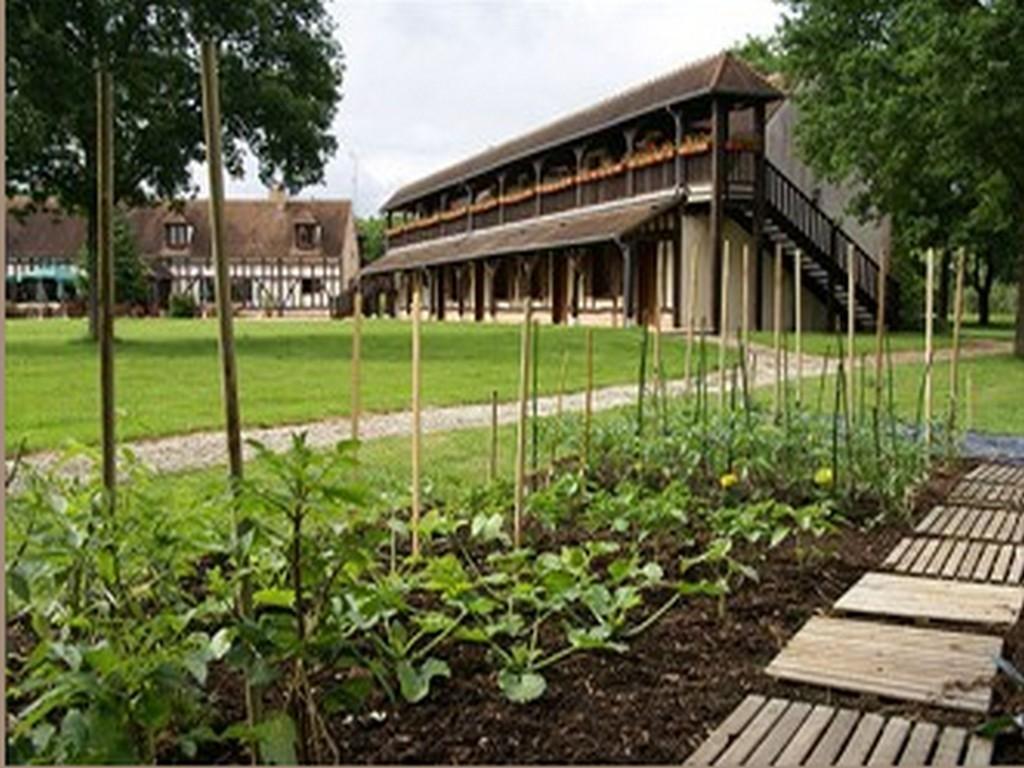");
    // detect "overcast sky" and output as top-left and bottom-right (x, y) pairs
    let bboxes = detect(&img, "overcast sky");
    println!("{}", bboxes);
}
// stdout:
(201, 0), (783, 216)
